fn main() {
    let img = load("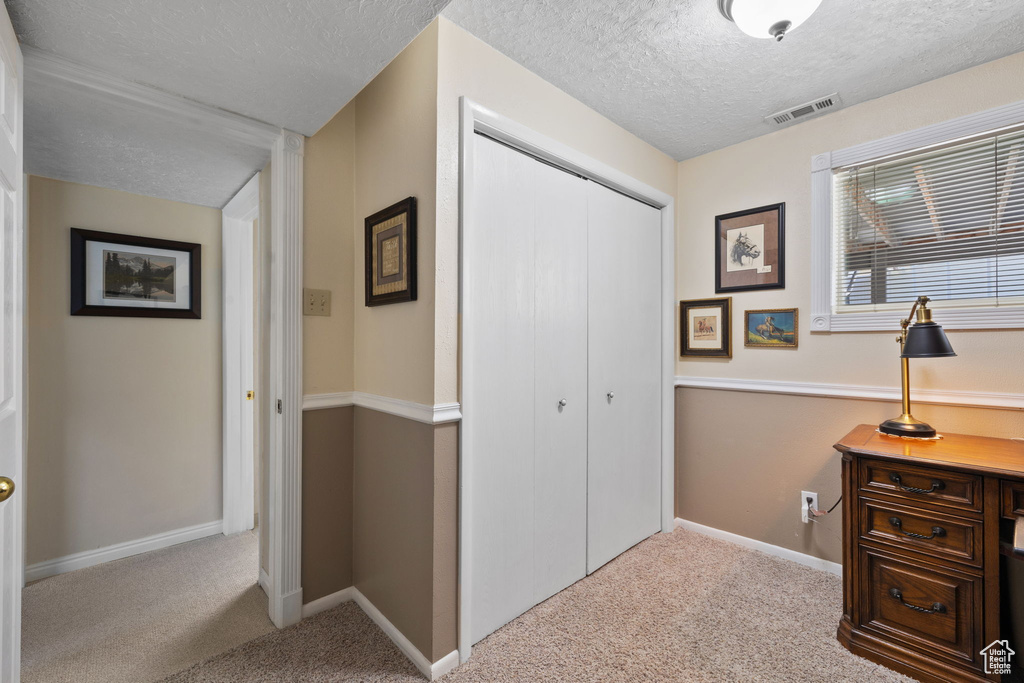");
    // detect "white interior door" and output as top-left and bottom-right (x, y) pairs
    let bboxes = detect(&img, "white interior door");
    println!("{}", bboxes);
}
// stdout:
(532, 159), (588, 605)
(222, 176), (258, 536)
(586, 182), (662, 573)
(0, 5), (23, 680)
